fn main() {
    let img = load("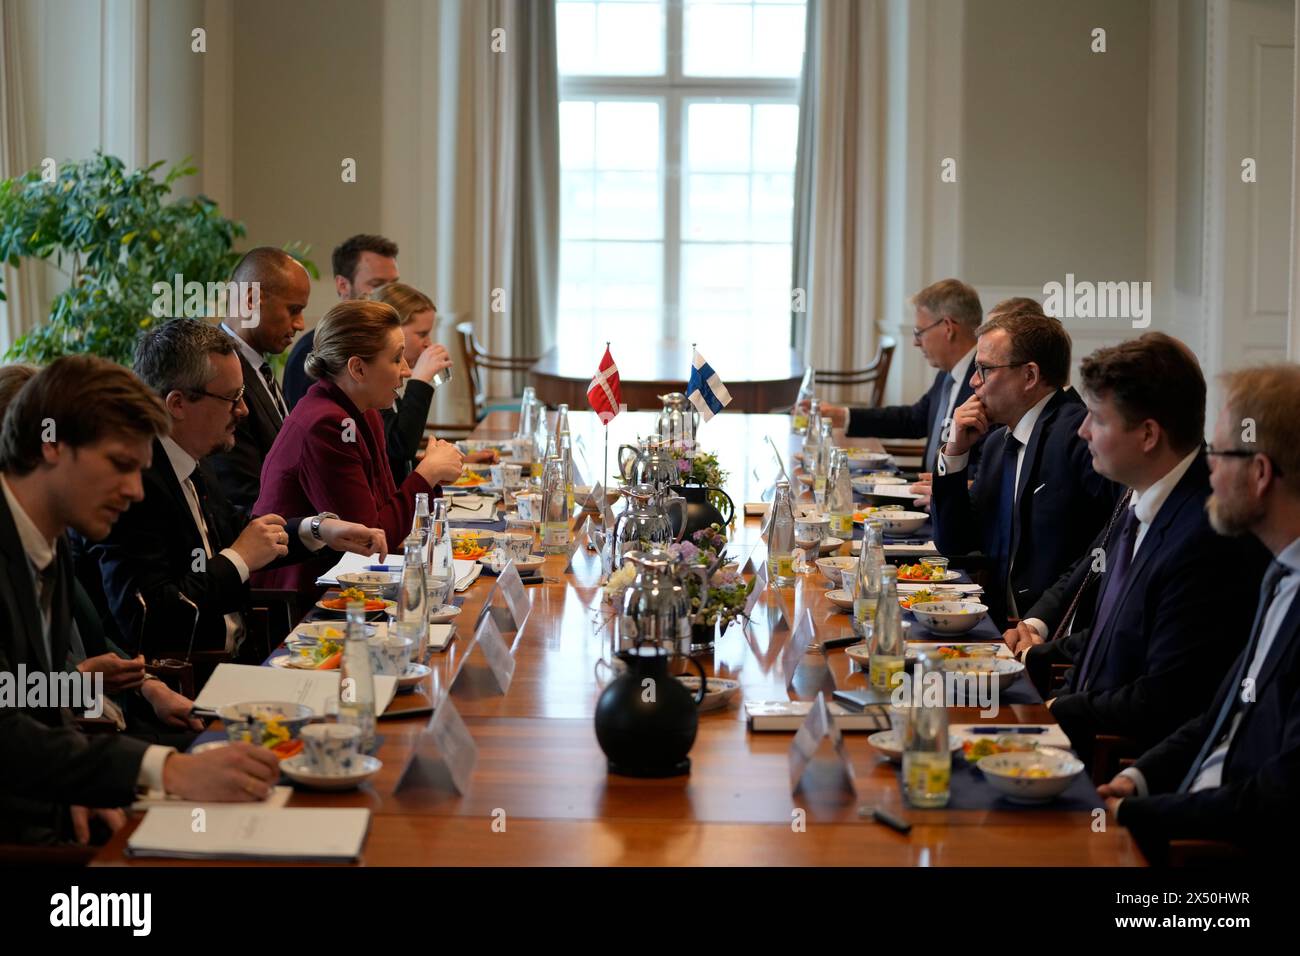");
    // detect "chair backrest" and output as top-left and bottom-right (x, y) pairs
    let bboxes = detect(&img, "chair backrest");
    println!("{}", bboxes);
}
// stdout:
(456, 320), (486, 420)
(457, 320), (540, 413)
(814, 335), (897, 407)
